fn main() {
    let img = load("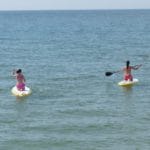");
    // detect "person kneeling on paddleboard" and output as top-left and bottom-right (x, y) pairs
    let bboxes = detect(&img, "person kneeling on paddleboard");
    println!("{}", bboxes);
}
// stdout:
(13, 69), (26, 91)
(123, 60), (141, 81)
